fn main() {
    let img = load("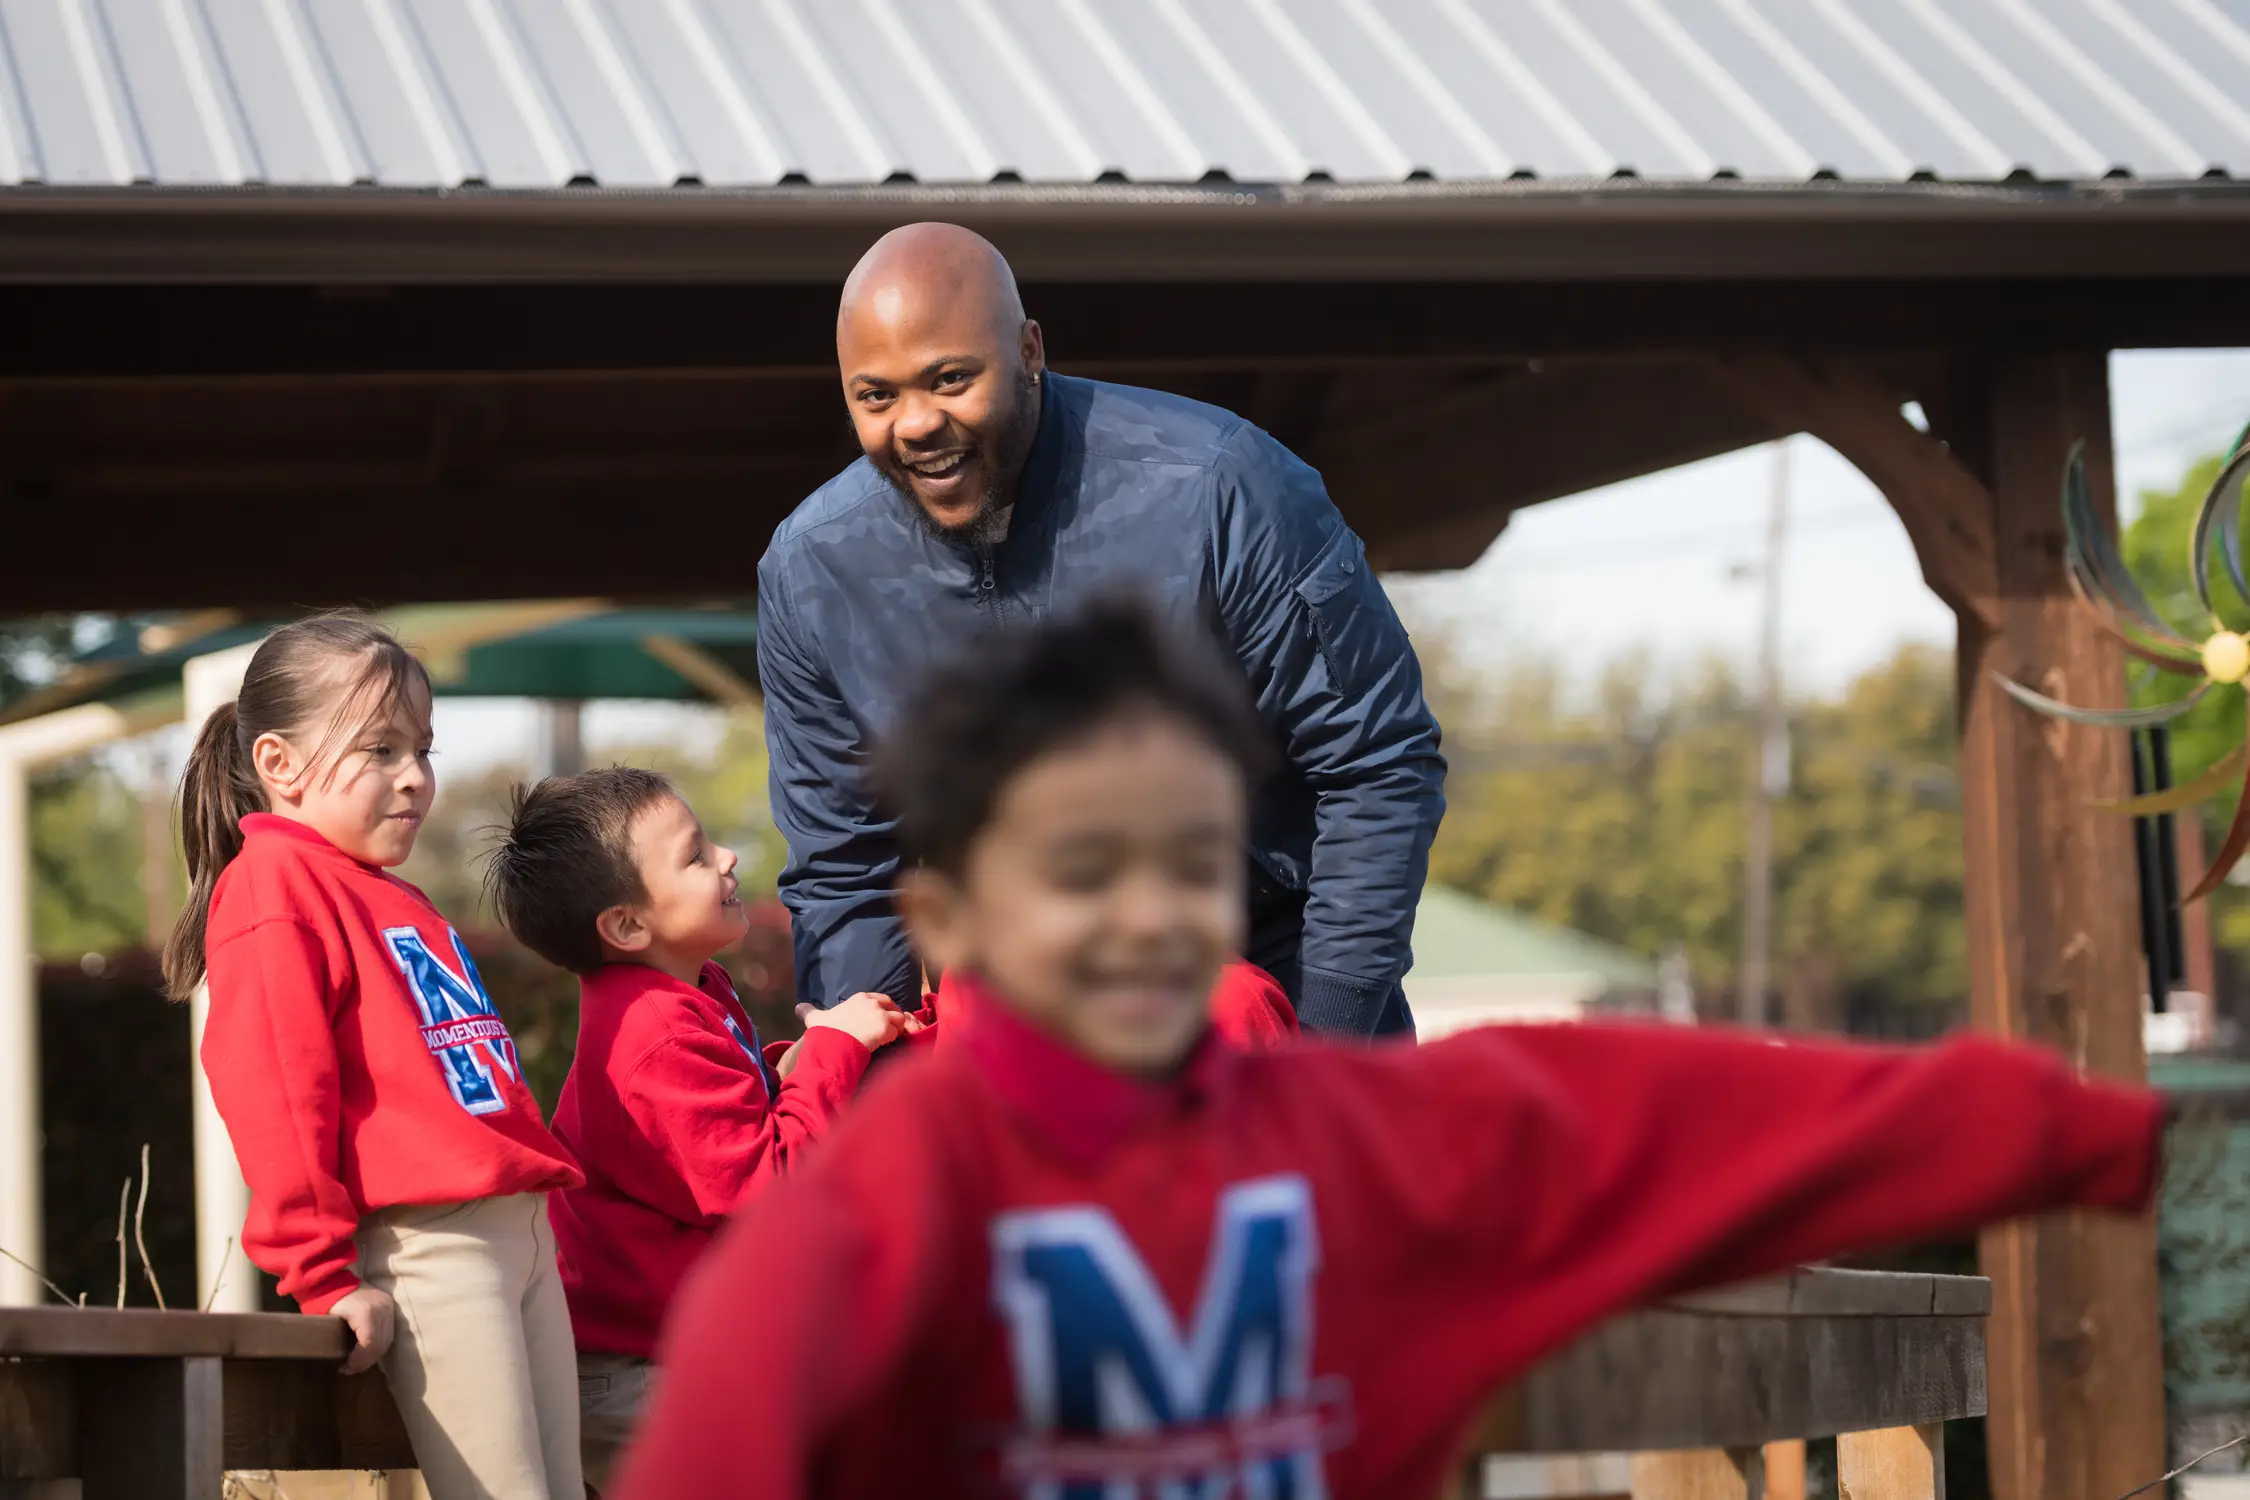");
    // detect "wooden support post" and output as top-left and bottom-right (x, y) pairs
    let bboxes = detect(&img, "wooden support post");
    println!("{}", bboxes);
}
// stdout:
(1838, 1424), (1945, 1500)
(1949, 353), (2166, 1500)
(1630, 1448), (1764, 1500)
(1764, 1440), (1806, 1500)
(75, 1355), (223, 1499)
